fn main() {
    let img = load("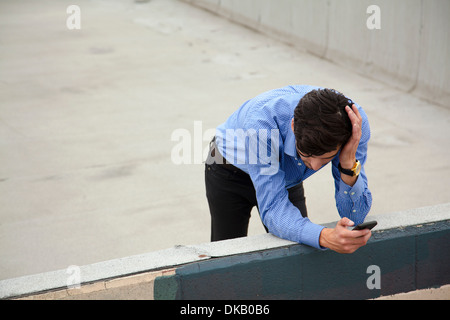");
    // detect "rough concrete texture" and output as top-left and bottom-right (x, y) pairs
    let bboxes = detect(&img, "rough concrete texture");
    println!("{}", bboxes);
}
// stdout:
(184, 0), (450, 108)
(1, 0), (450, 281)
(376, 284), (450, 300)
(14, 269), (176, 300)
